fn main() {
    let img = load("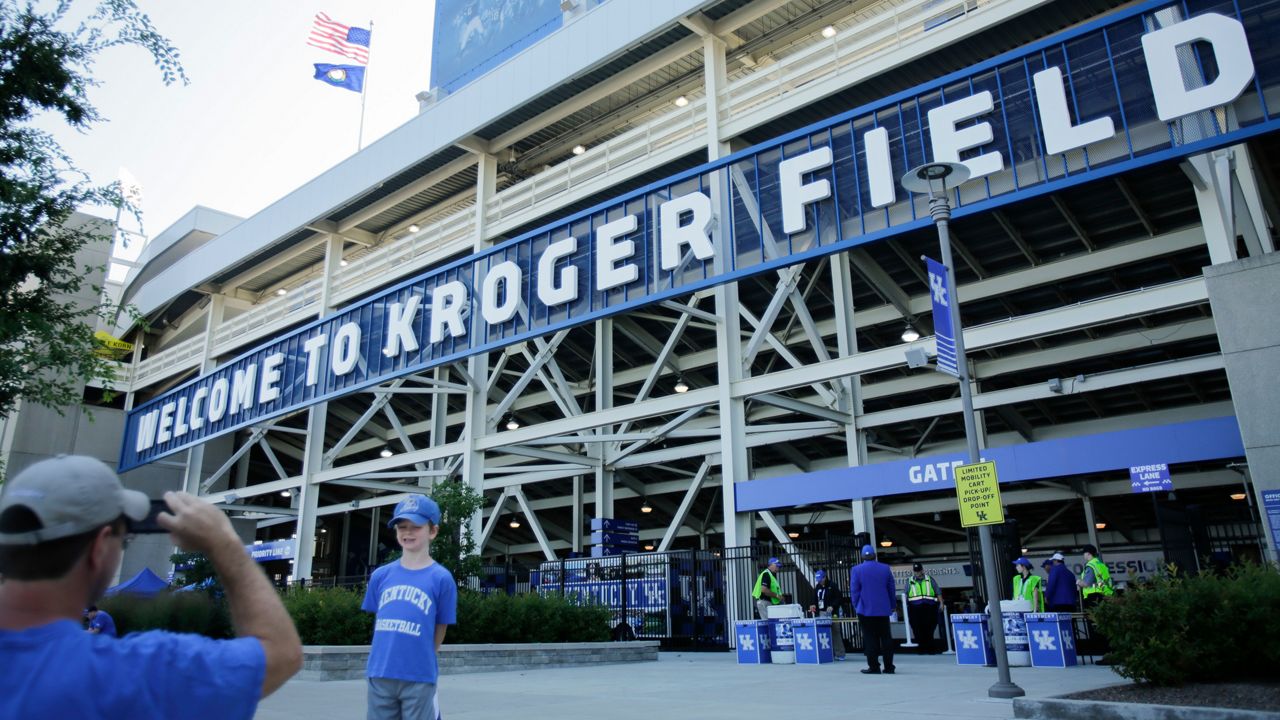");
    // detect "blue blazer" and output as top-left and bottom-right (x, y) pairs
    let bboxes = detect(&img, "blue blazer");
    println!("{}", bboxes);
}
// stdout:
(850, 560), (896, 616)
